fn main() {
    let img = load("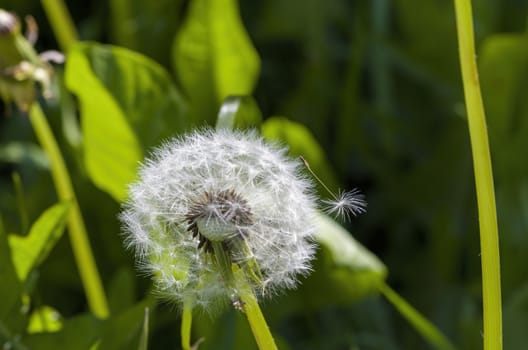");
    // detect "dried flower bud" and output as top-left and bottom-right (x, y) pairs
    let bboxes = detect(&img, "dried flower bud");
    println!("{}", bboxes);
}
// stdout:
(0, 9), (19, 35)
(120, 129), (317, 312)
